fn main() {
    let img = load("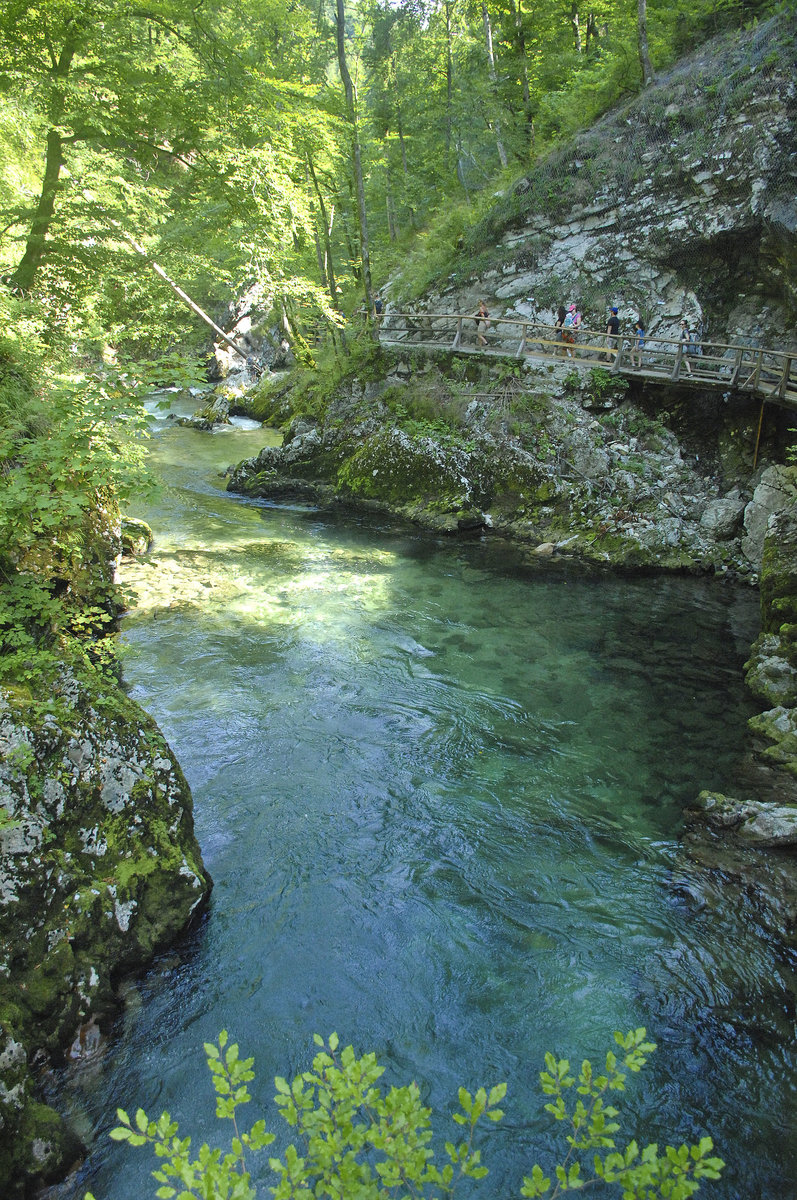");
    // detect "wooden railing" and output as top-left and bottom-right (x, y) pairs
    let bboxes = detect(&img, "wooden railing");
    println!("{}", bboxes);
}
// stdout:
(378, 312), (797, 407)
